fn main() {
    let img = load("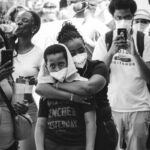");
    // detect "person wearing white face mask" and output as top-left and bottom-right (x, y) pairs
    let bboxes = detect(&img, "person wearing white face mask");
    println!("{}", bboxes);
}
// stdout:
(73, 52), (88, 68)
(92, 0), (150, 150)
(133, 9), (150, 35)
(36, 22), (118, 150)
(35, 43), (97, 150)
